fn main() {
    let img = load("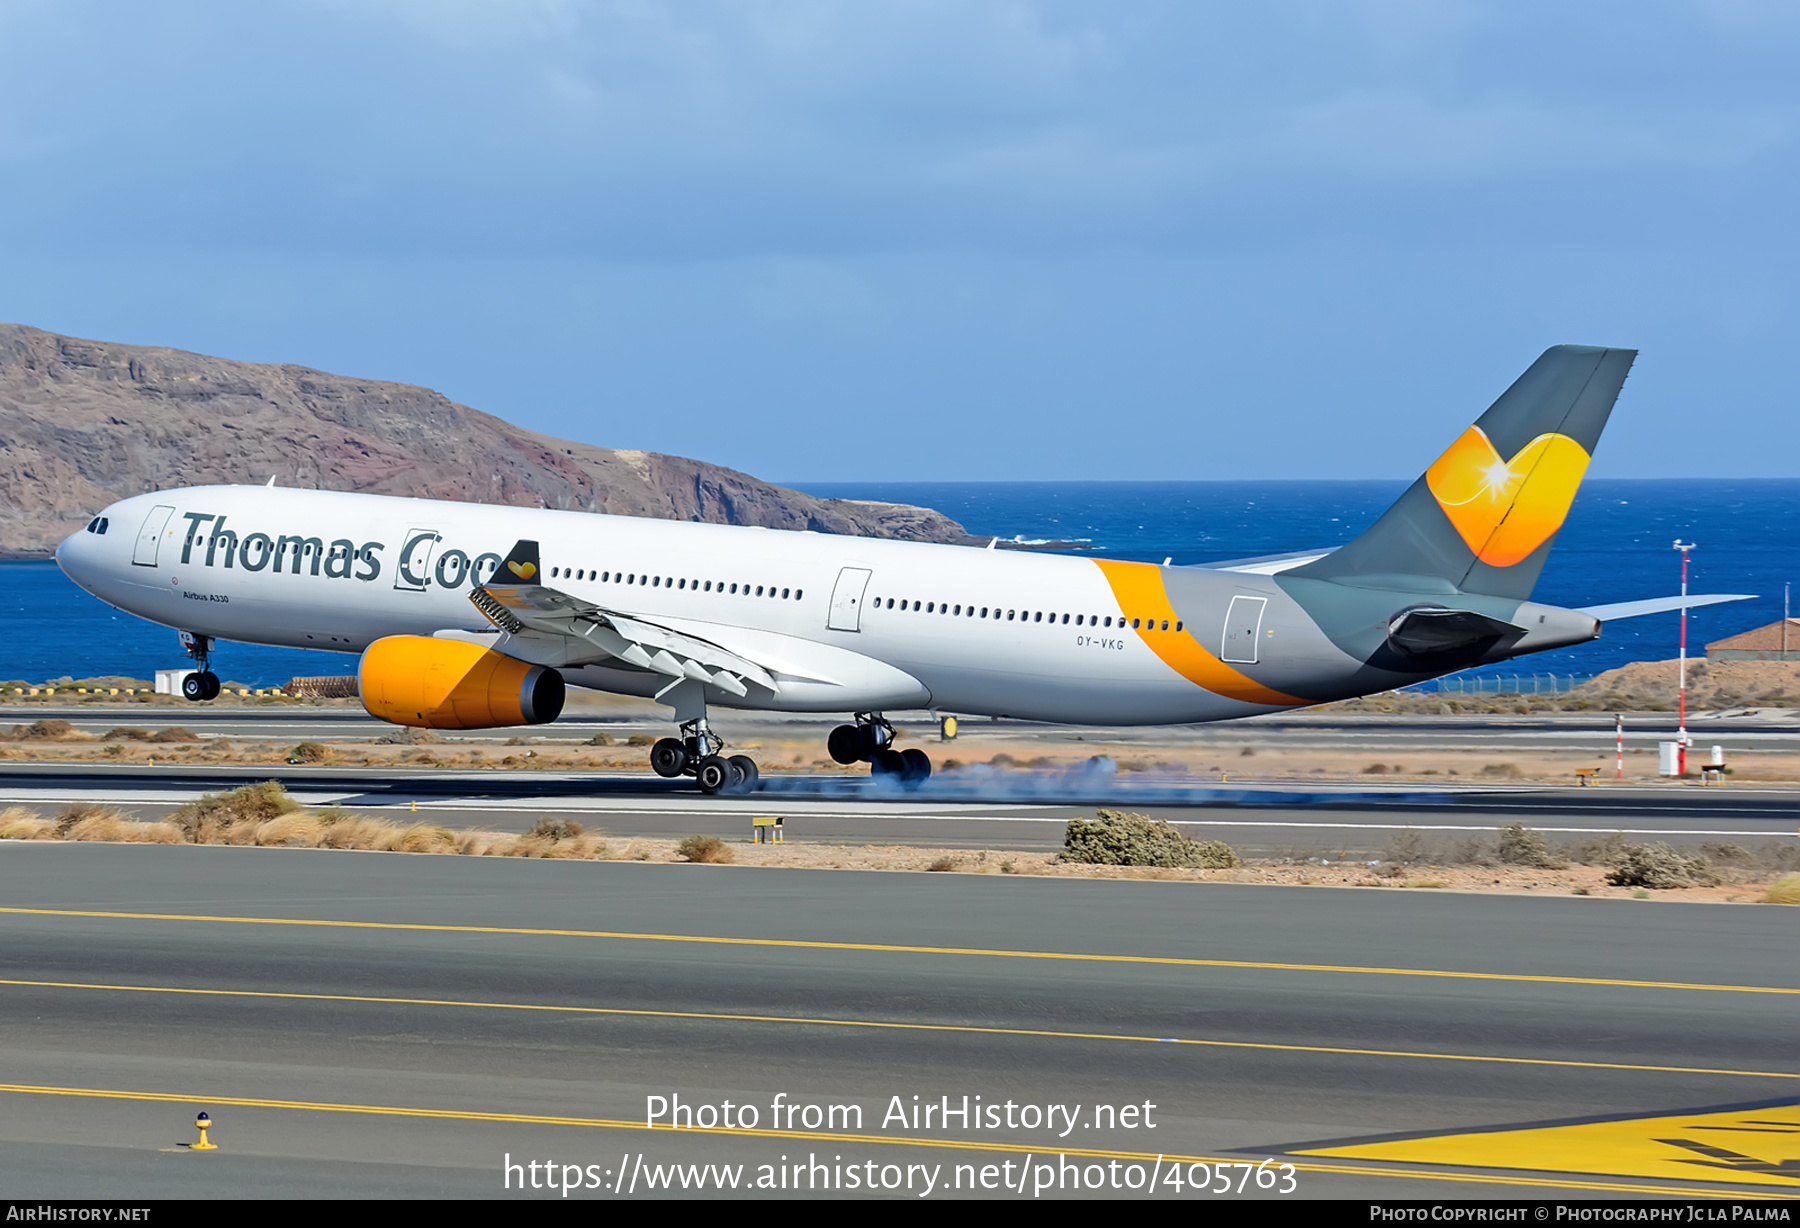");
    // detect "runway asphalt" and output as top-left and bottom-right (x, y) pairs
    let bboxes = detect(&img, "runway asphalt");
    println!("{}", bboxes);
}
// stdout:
(8, 702), (1799, 751)
(1, 840), (1797, 1200)
(2, 760), (1795, 859)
